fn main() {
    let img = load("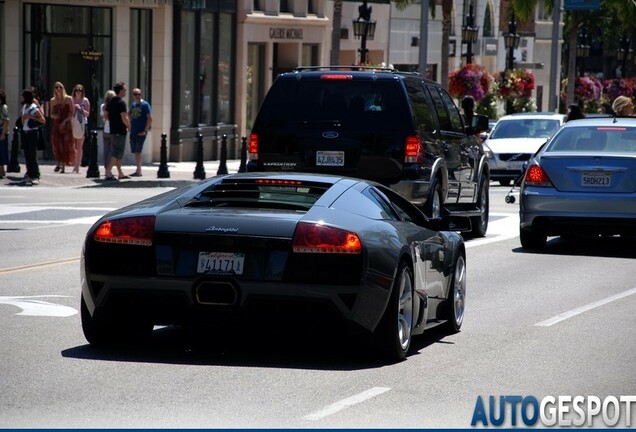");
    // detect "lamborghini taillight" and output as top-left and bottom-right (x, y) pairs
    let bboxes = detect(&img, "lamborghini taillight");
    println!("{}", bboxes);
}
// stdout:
(404, 135), (423, 164)
(93, 216), (155, 246)
(292, 222), (362, 254)
(248, 133), (259, 160)
(523, 164), (553, 187)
